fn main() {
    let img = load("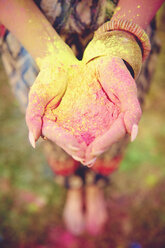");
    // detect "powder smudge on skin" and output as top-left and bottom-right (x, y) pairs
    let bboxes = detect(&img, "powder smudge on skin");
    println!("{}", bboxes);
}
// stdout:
(44, 62), (121, 146)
